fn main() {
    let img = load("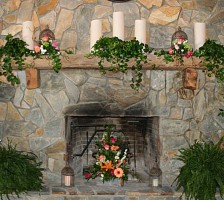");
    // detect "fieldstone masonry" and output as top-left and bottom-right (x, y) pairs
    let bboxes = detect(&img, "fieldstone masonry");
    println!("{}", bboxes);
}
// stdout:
(1, 0), (224, 198)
